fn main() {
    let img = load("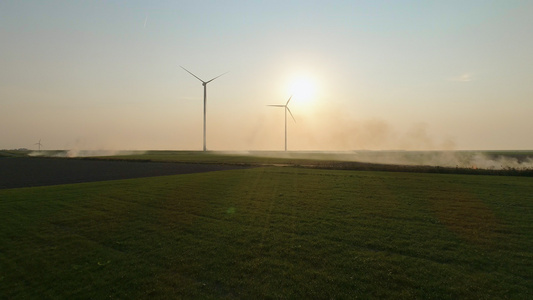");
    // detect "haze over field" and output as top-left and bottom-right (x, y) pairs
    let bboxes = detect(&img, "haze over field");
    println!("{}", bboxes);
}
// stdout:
(1, 1), (532, 151)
